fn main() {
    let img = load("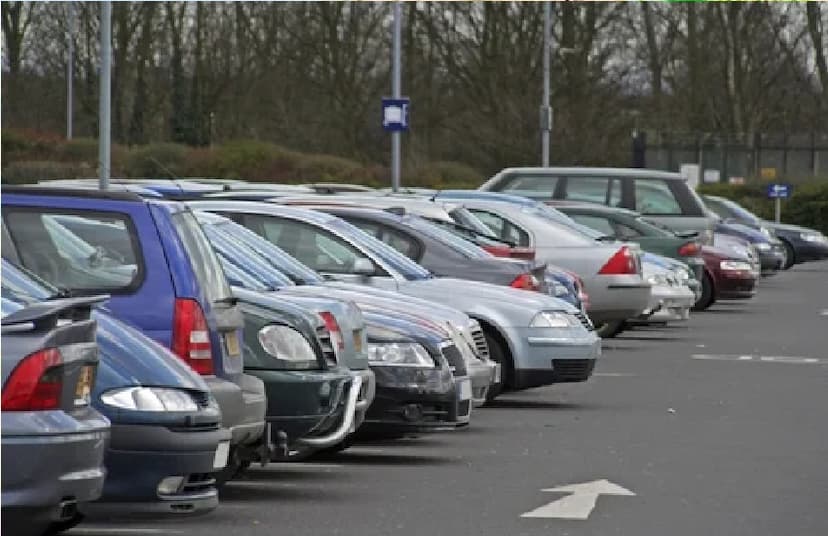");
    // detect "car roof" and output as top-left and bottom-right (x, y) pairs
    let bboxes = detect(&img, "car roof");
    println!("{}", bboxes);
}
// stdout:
(494, 167), (683, 180)
(553, 203), (641, 218)
(2, 184), (145, 202)
(184, 199), (339, 224)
